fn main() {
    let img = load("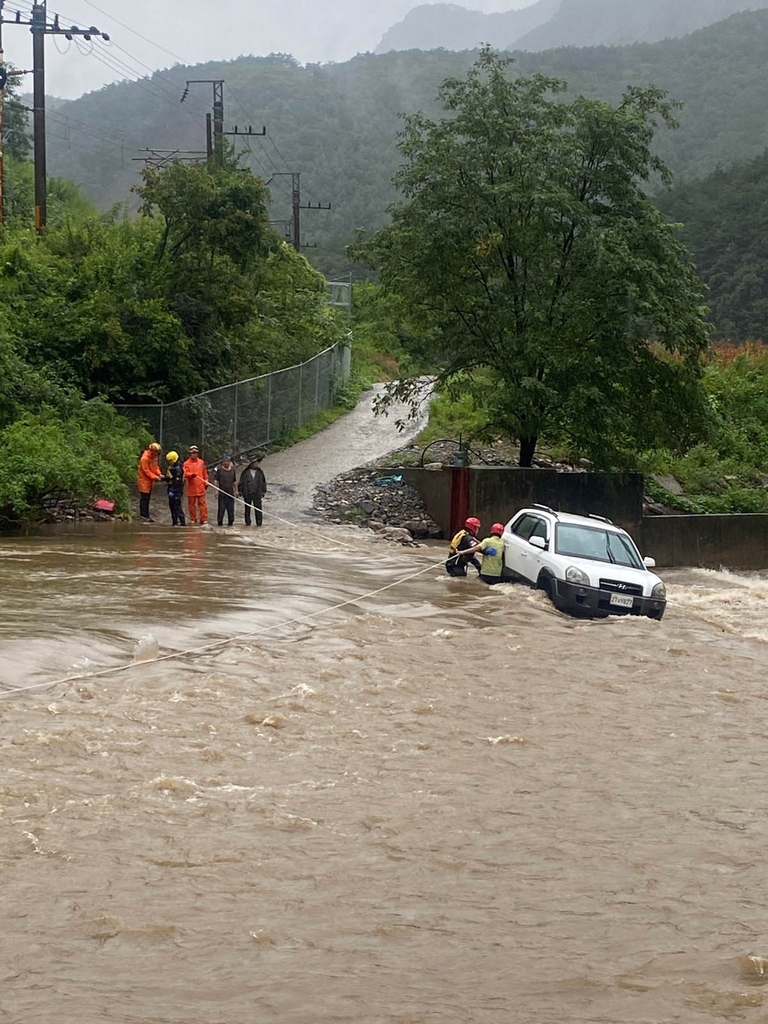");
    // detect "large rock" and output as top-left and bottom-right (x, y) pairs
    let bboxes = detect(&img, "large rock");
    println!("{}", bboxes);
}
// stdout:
(652, 474), (684, 496)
